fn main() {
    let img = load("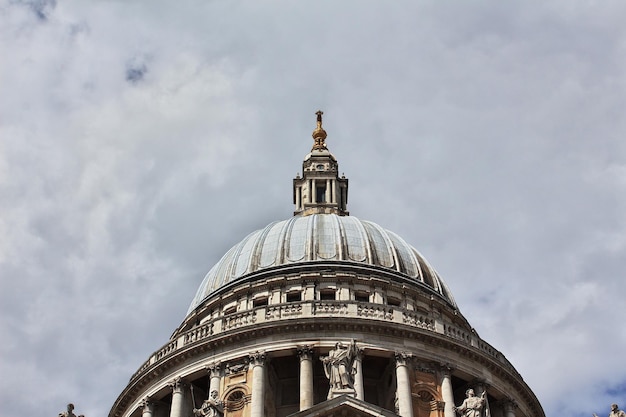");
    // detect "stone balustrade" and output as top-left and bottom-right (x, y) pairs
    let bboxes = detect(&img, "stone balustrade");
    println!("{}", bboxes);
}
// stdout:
(130, 300), (514, 382)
